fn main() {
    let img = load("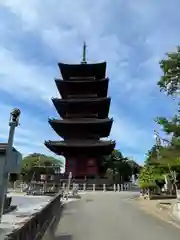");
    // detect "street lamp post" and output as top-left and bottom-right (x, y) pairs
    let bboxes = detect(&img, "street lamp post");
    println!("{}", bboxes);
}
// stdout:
(0, 108), (21, 222)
